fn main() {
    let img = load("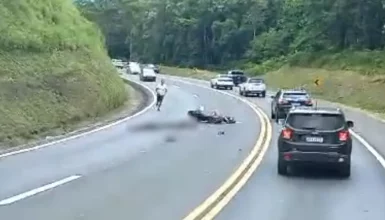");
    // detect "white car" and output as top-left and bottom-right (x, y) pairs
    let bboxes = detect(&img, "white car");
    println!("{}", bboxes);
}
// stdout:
(210, 75), (234, 90)
(239, 78), (266, 97)
(128, 62), (141, 74)
(140, 68), (156, 81)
